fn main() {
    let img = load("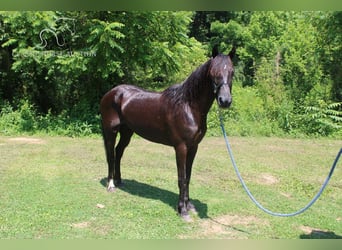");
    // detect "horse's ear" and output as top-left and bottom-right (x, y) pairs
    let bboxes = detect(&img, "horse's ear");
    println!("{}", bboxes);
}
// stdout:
(228, 46), (236, 59)
(212, 45), (219, 58)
